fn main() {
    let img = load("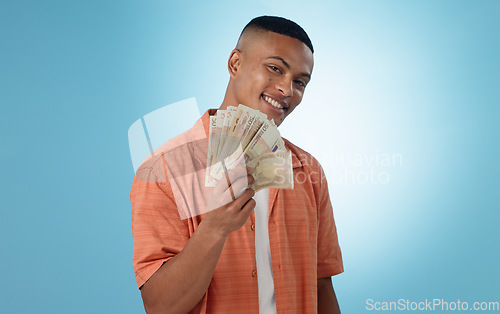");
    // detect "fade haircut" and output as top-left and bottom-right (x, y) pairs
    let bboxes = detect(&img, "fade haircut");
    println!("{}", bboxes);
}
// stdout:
(237, 16), (314, 54)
